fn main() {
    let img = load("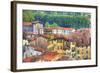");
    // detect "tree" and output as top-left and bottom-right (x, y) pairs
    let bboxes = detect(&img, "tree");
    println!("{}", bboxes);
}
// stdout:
(23, 10), (35, 22)
(45, 22), (50, 28)
(52, 22), (58, 27)
(45, 22), (58, 28)
(23, 10), (91, 29)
